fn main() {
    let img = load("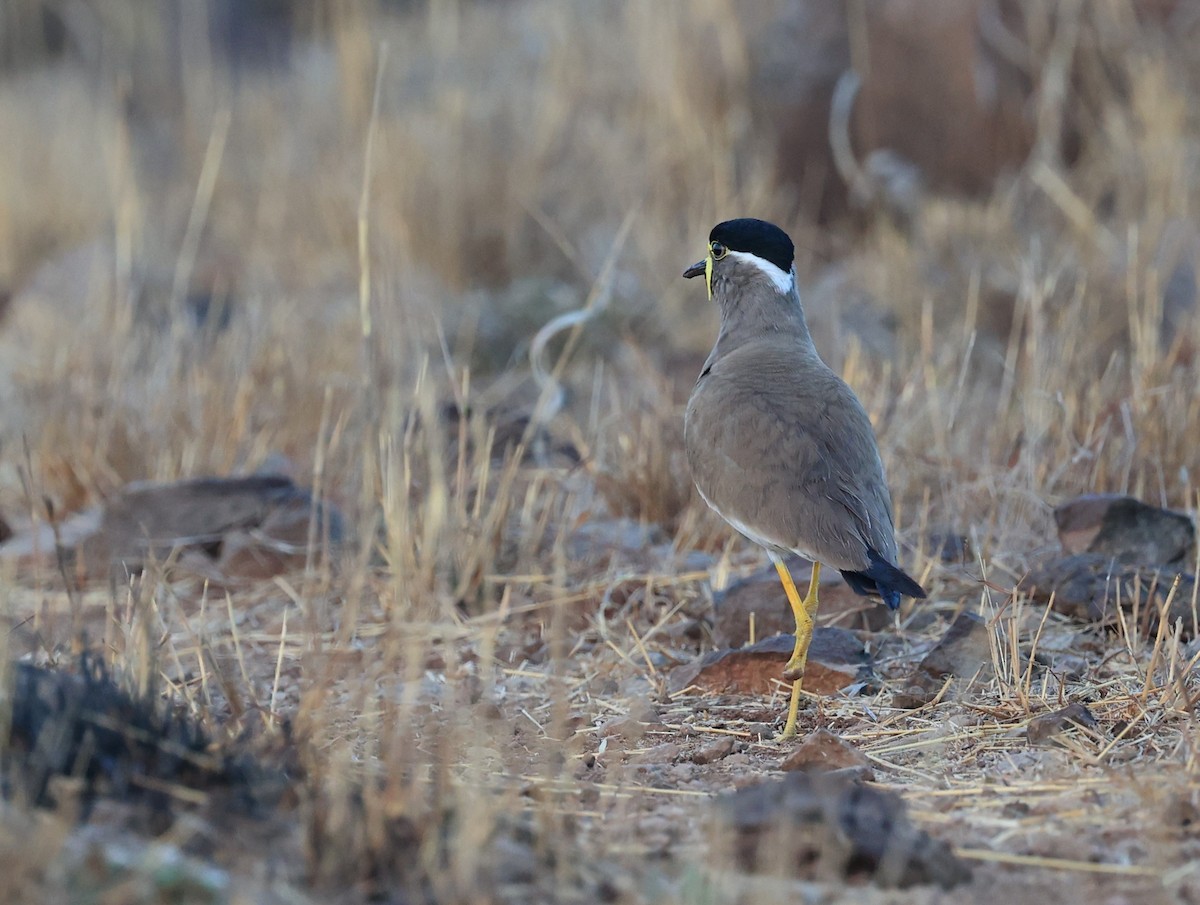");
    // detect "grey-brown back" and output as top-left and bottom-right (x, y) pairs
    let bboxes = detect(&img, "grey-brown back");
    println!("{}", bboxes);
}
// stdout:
(684, 271), (898, 573)
(685, 334), (897, 572)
